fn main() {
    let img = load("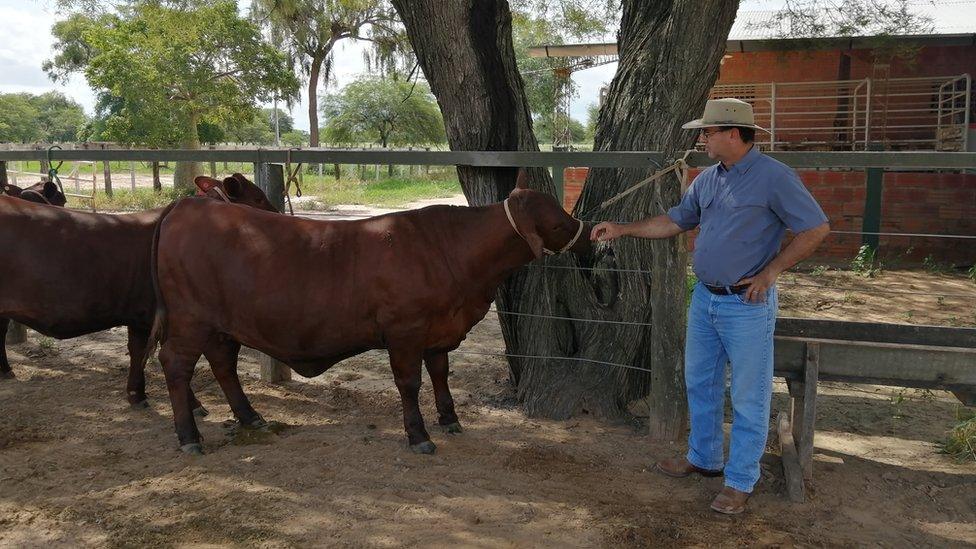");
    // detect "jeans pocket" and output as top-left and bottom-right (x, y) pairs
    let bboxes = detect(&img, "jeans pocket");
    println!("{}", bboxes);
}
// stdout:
(734, 292), (766, 307)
